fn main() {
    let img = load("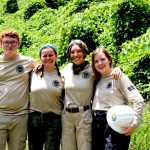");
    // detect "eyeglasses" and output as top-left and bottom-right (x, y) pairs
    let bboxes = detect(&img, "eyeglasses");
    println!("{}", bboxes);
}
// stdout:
(2, 41), (18, 46)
